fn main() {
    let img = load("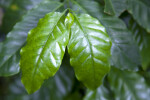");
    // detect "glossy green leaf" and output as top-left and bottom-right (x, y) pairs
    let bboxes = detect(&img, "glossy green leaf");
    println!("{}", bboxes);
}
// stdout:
(71, 0), (141, 71)
(108, 68), (150, 100)
(128, 18), (150, 70)
(20, 11), (69, 94)
(0, 0), (63, 76)
(127, 0), (150, 32)
(104, 0), (115, 15)
(1, 61), (75, 100)
(1, 0), (44, 34)
(68, 13), (111, 89)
